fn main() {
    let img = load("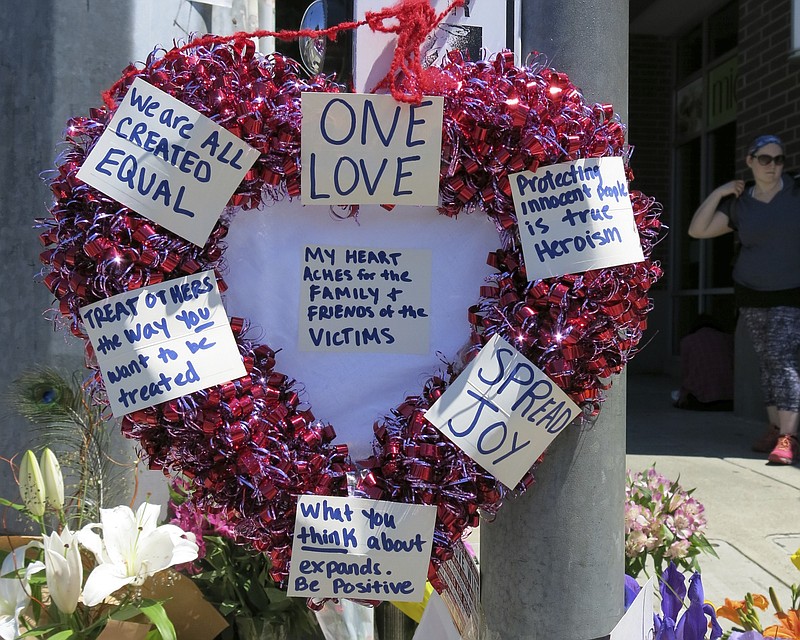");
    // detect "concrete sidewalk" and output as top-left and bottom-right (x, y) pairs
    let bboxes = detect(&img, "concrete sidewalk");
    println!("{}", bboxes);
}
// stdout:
(626, 373), (800, 611)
